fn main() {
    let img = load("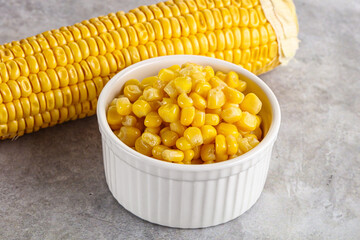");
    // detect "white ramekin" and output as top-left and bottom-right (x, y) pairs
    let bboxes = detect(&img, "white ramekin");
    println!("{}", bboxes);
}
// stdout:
(97, 55), (281, 228)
